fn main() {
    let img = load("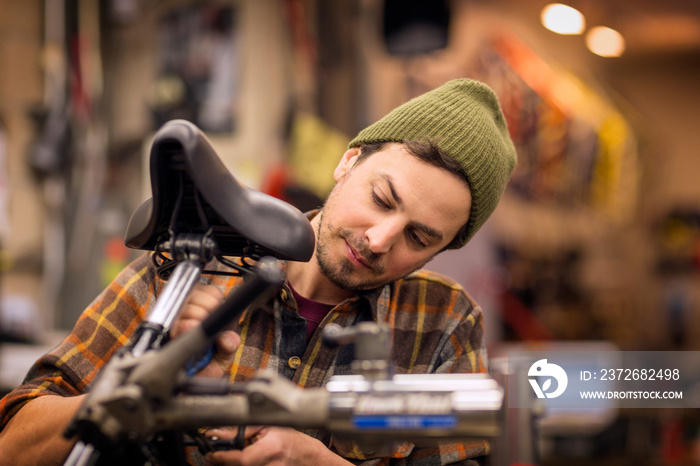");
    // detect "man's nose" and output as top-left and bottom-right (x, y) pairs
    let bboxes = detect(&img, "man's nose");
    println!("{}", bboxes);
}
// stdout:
(365, 219), (402, 254)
